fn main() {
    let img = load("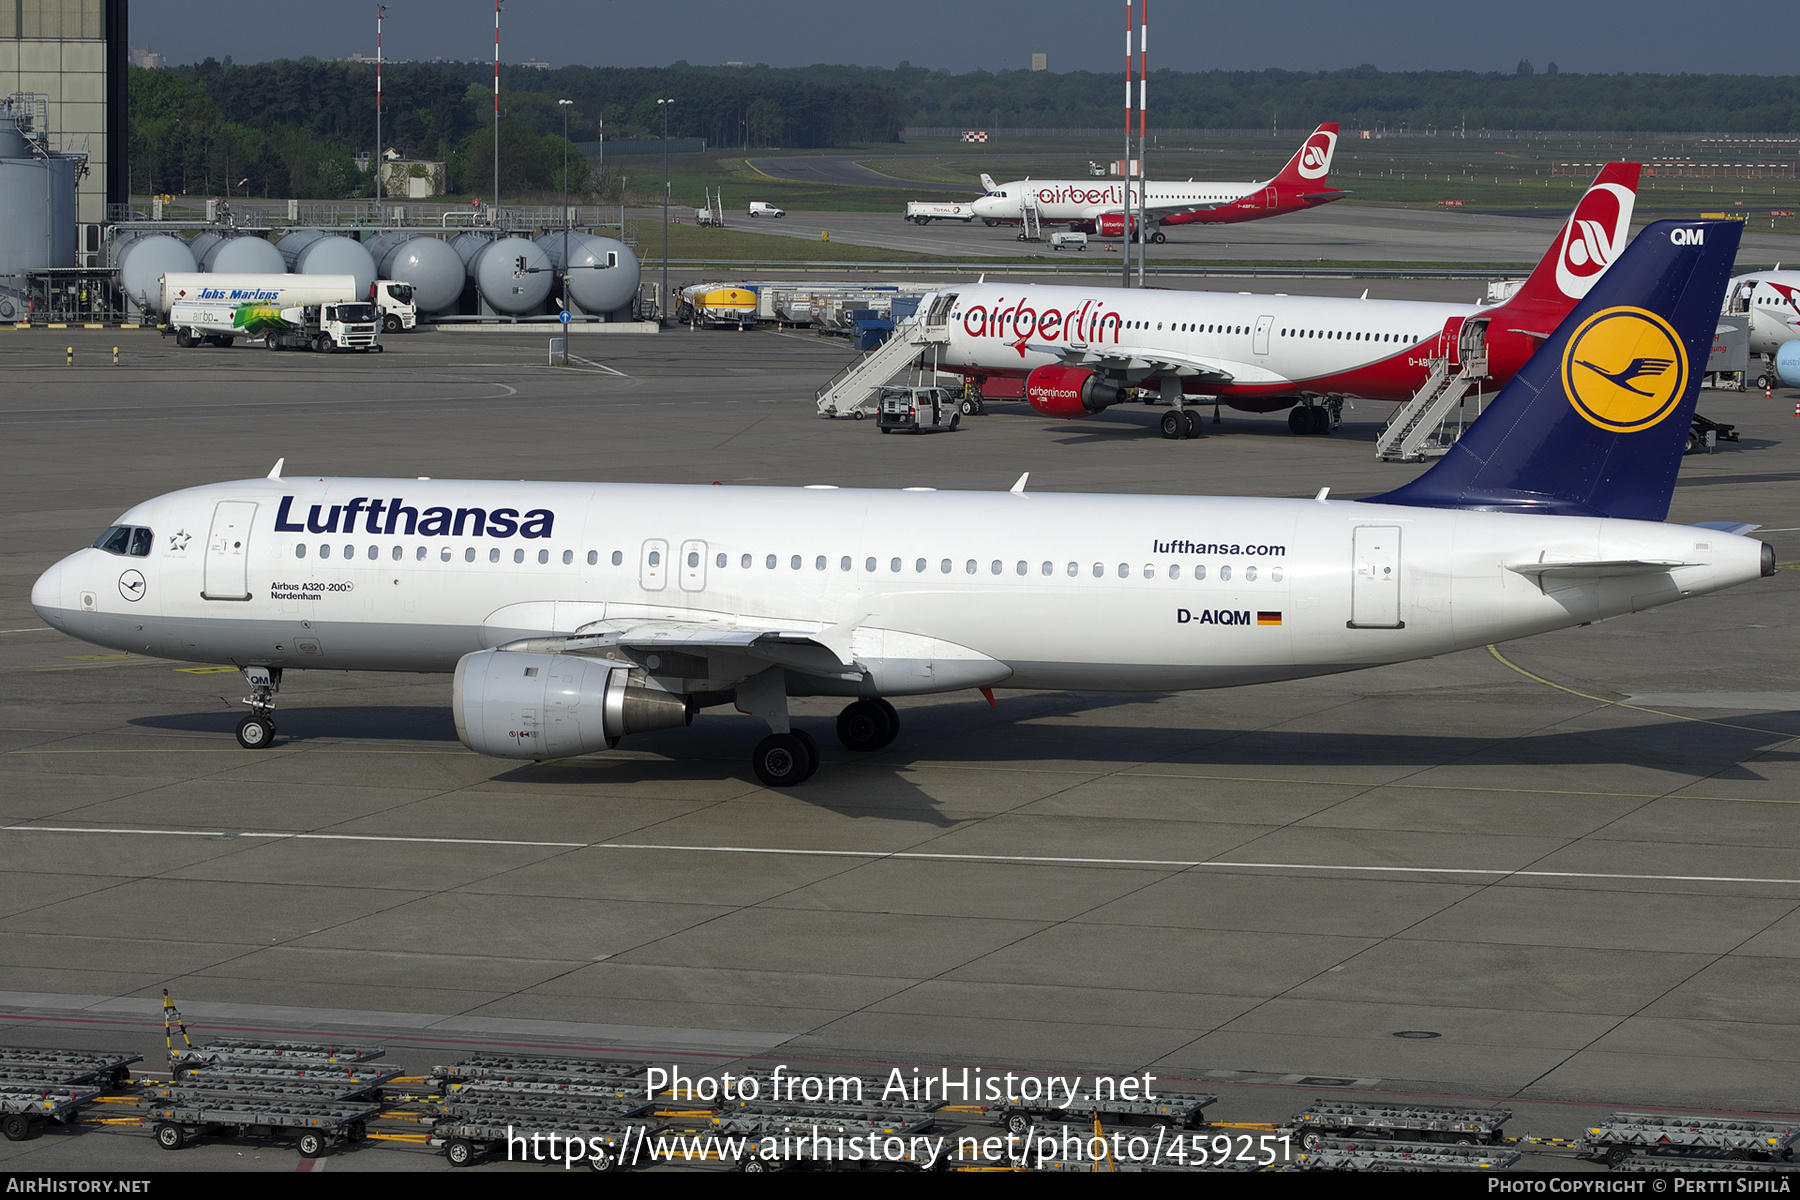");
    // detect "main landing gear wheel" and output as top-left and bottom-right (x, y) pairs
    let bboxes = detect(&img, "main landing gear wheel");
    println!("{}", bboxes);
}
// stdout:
(1160, 410), (1186, 440)
(836, 699), (897, 752)
(235, 716), (274, 749)
(1311, 406), (1330, 434)
(1150, 230), (1167, 244)
(752, 732), (817, 786)
(1183, 409), (1202, 438)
